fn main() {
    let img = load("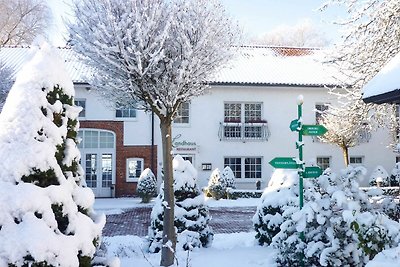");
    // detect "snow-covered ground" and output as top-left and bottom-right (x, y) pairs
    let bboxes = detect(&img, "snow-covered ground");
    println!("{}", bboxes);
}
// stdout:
(95, 197), (400, 267)
(94, 197), (275, 267)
